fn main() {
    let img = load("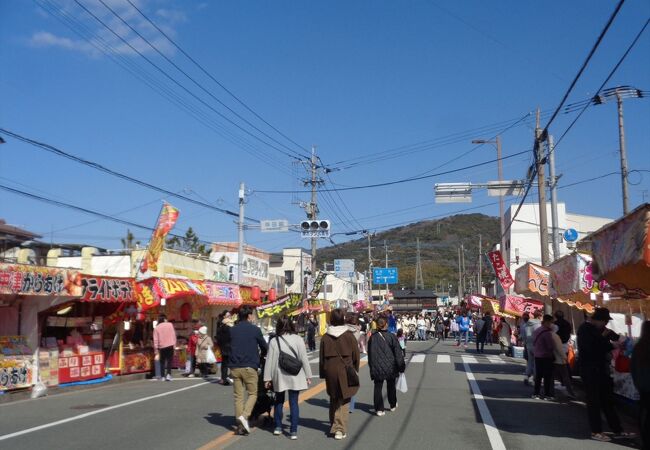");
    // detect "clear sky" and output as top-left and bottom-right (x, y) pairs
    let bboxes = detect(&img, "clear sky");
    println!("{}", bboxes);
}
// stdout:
(1, 0), (649, 253)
